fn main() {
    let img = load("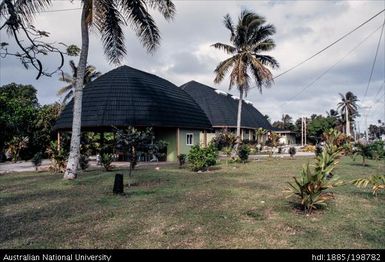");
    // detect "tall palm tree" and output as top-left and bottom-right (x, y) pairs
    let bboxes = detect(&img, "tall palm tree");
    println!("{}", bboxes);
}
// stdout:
(337, 92), (359, 137)
(63, 0), (176, 180)
(212, 10), (279, 151)
(58, 60), (101, 105)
